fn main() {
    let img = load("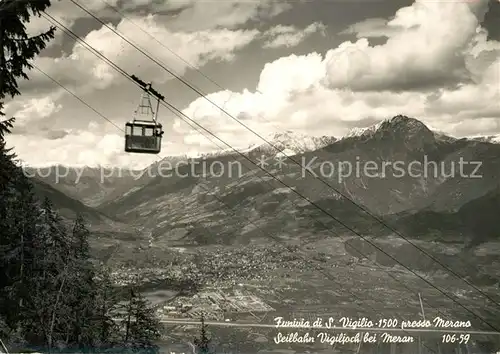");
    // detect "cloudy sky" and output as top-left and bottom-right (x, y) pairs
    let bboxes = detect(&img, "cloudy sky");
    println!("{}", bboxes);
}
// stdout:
(4, 0), (500, 168)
